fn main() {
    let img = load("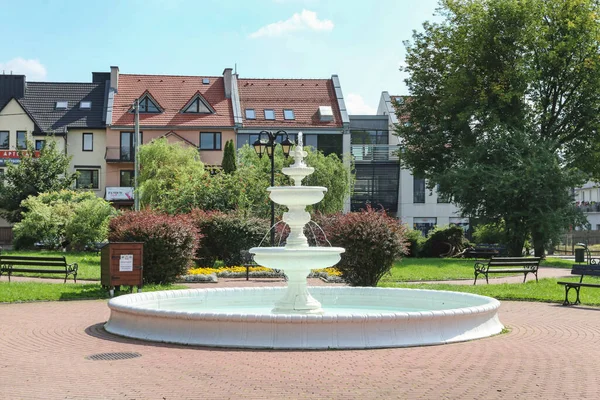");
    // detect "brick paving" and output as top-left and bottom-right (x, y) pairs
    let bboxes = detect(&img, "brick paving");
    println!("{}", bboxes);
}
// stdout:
(1, 278), (600, 399)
